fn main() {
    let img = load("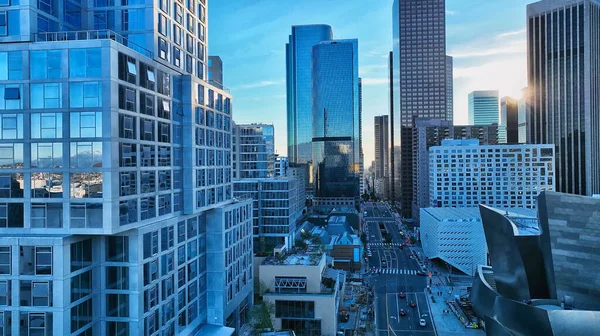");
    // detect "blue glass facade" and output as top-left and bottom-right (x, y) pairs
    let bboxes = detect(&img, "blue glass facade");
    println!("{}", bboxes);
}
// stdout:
(286, 25), (332, 164)
(311, 39), (360, 198)
(468, 90), (500, 126)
